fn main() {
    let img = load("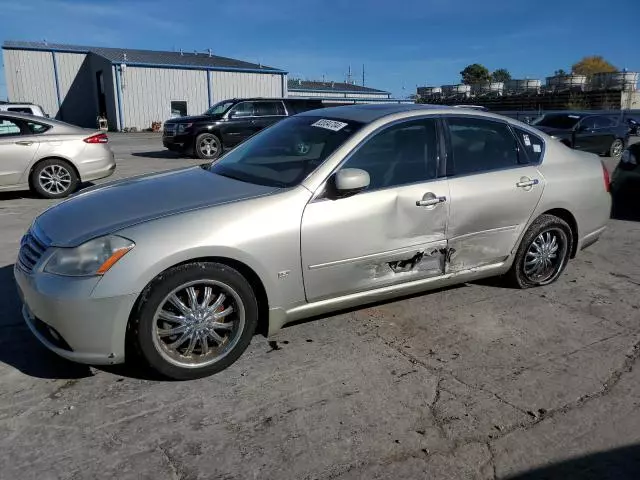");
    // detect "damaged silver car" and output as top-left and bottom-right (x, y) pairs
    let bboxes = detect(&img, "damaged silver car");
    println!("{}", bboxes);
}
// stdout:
(15, 104), (611, 379)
